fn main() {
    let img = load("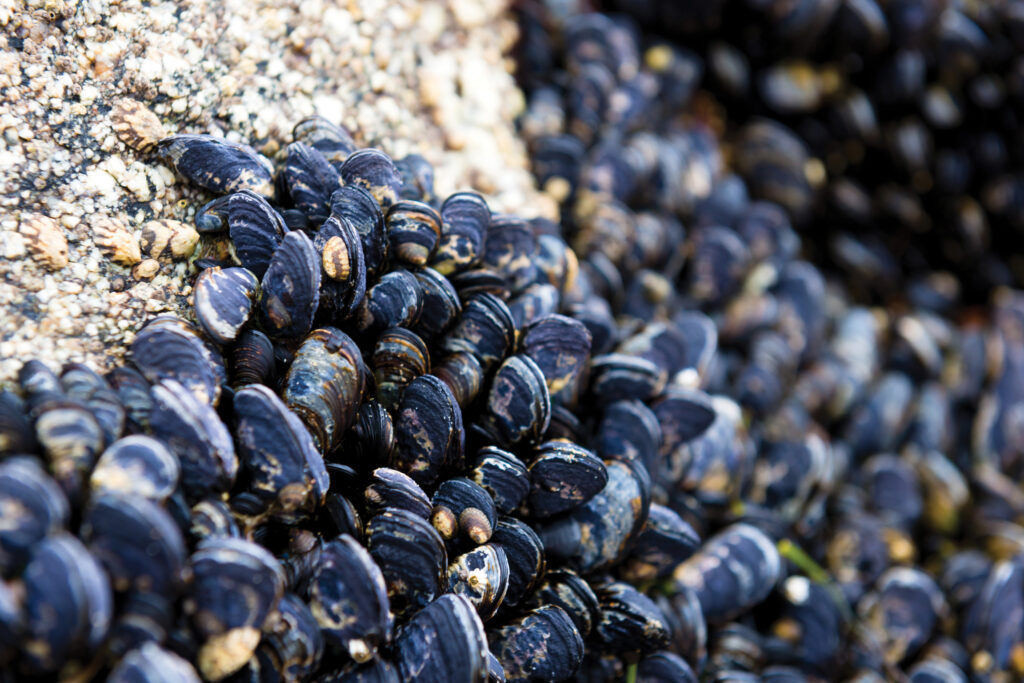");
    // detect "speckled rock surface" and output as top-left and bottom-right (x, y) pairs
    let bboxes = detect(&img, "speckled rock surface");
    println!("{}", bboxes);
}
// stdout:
(0, 0), (549, 385)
